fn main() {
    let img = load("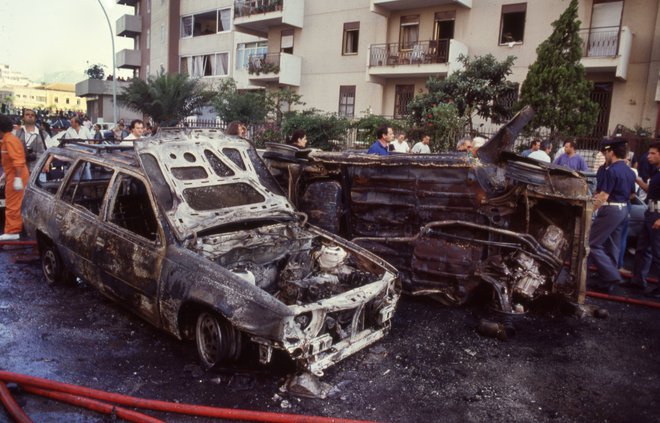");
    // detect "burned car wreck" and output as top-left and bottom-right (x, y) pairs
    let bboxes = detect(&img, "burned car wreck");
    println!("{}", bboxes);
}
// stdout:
(21, 131), (399, 376)
(264, 107), (592, 315)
